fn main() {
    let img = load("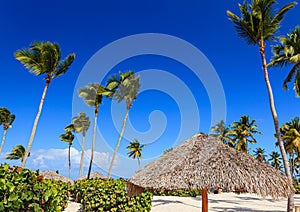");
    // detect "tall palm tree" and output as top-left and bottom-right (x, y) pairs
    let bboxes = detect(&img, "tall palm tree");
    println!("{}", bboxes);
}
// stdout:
(126, 138), (145, 168)
(107, 71), (140, 178)
(0, 108), (15, 154)
(15, 41), (75, 167)
(210, 120), (233, 147)
(5, 145), (26, 164)
(253, 147), (267, 162)
(59, 124), (75, 179)
(229, 115), (262, 153)
(72, 112), (90, 178)
(78, 83), (103, 179)
(269, 151), (283, 170)
(269, 27), (300, 96)
(227, 2), (296, 209)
